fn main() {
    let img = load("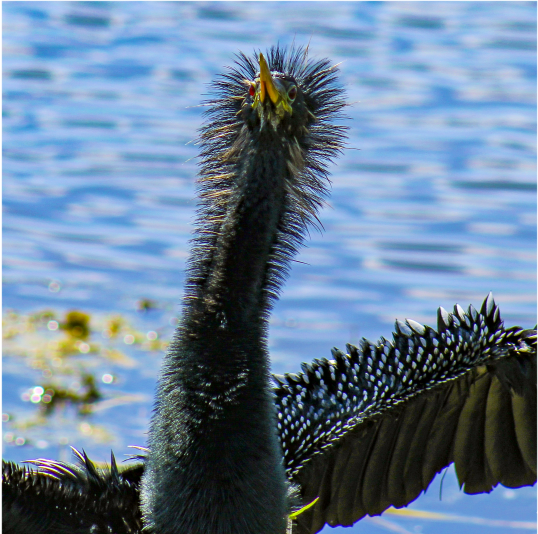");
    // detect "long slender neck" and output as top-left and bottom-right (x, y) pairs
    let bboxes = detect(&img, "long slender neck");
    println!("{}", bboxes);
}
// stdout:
(141, 132), (291, 534)
(195, 138), (287, 335)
